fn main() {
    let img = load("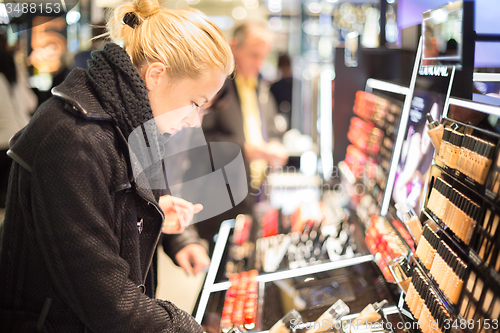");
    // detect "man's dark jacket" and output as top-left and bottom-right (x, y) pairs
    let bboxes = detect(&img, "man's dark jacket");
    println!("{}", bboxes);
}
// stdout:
(0, 69), (203, 332)
(198, 77), (280, 244)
